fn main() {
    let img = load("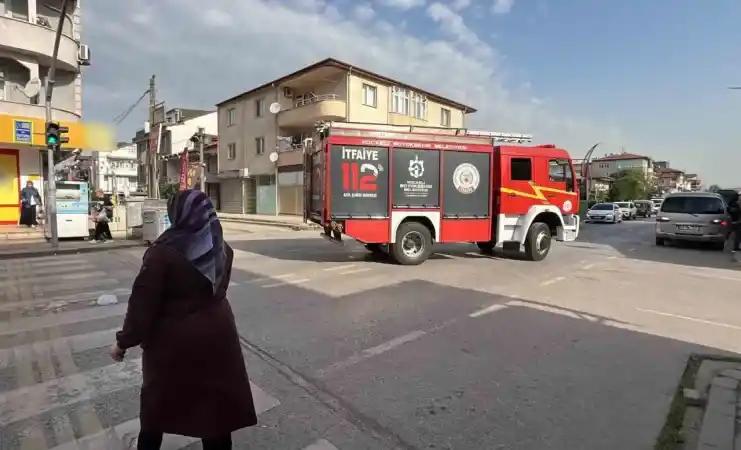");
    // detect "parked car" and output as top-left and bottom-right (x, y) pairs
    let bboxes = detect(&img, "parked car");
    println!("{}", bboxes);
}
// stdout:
(634, 200), (653, 218)
(614, 201), (637, 220)
(655, 192), (729, 250)
(651, 198), (663, 214)
(586, 203), (622, 223)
